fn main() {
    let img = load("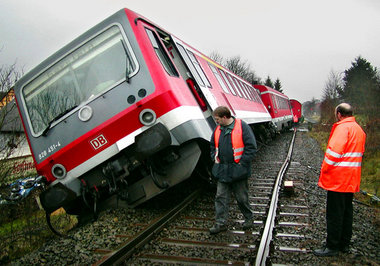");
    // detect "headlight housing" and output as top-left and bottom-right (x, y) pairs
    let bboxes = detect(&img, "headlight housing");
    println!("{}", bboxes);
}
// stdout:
(51, 164), (67, 179)
(139, 109), (156, 126)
